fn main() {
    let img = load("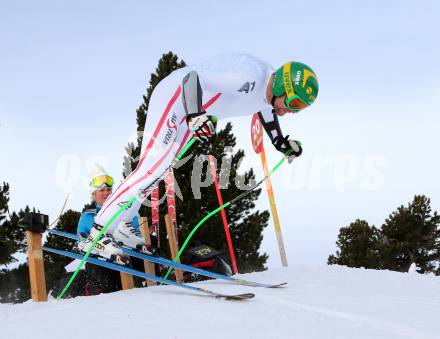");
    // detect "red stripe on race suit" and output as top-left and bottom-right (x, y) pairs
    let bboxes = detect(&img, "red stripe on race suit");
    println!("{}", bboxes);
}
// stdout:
(101, 91), (222, 215)
(132, 91), (223, 196)
(175, 92), (221, 155)
(203, 93), (221, 109)
(100, 86), (182, 215)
